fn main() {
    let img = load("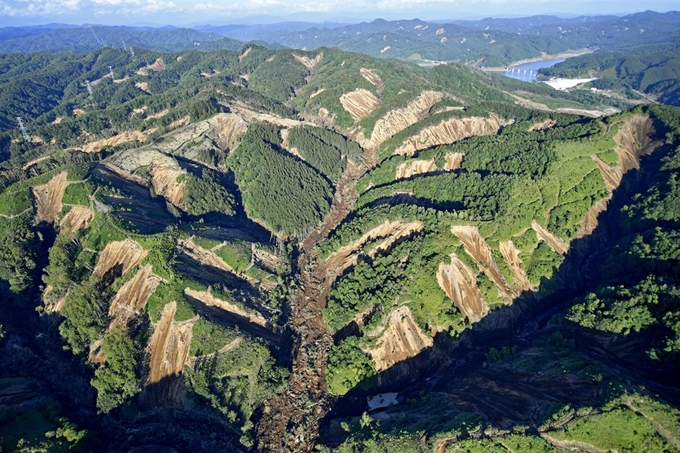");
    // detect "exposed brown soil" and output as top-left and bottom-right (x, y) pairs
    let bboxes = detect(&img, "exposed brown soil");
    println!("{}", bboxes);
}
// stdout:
(528, 118), (557, 131)
(437, 253), (489, 323)
(144, 301), (195, 407)
(181, 238), (234, 272)
(80, 131), (147, 153)
(59, 205), (95, 233)
(360, 68), (383, 87)
(293, 52), (323, 73)
(93, 239), (147, 278)
(168, 116), (190, 130)
(436, 27), (445, 35)
(593, 115), (660, 191)
(22, 155), (52, 170)
(147, 109), (169, 120)
(32, 171), (68, 224)
(499, 240), (532, 293)
(131, 106), (148, 117)
(366, 306), (433, 373)
(309, 88), (326, 99)
(451, 225), (515, 298)
(207, 113), (247, 151)
(394, 114), (506, 156)
(72, 108), (86, 116)
(149, 157), (186, 209)
(80, 130), (147, 153)
(238, 47), (252, 62)
(135, 82), (150, 93)
(339, 88), (381, 122)
(443, 152), (465, 171)
(136, 58), (165, 76)
(200, 70), (220, 78)
(368, 90), (444, 147)
(395, 159), (437, 180)
(229, 100), (313, 128)
(184, 288), (267, 328)
(108, 264), (160, 329)
(532, 220), (569, 255)
(325, 219), (424, 277)
(576, 198), (610, 239)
